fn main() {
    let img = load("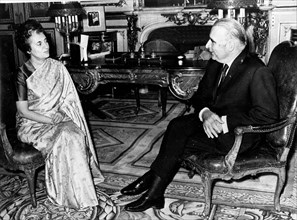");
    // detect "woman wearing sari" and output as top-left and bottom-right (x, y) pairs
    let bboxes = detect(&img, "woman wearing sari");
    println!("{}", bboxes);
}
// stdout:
(14, 19), (104, 210)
